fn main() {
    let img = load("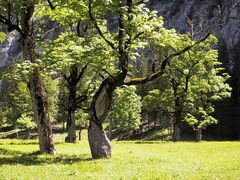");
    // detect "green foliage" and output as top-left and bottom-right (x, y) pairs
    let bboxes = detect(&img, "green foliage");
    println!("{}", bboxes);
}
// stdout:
(0, 78), (32, 128)
(0, 32), (5, 42)
(144, 33), (231, 131)
(110, 86), (142, 131)
(16, 113), (36, 130)
(143, 88), (174, 115)
(75, 110), (89, 129)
